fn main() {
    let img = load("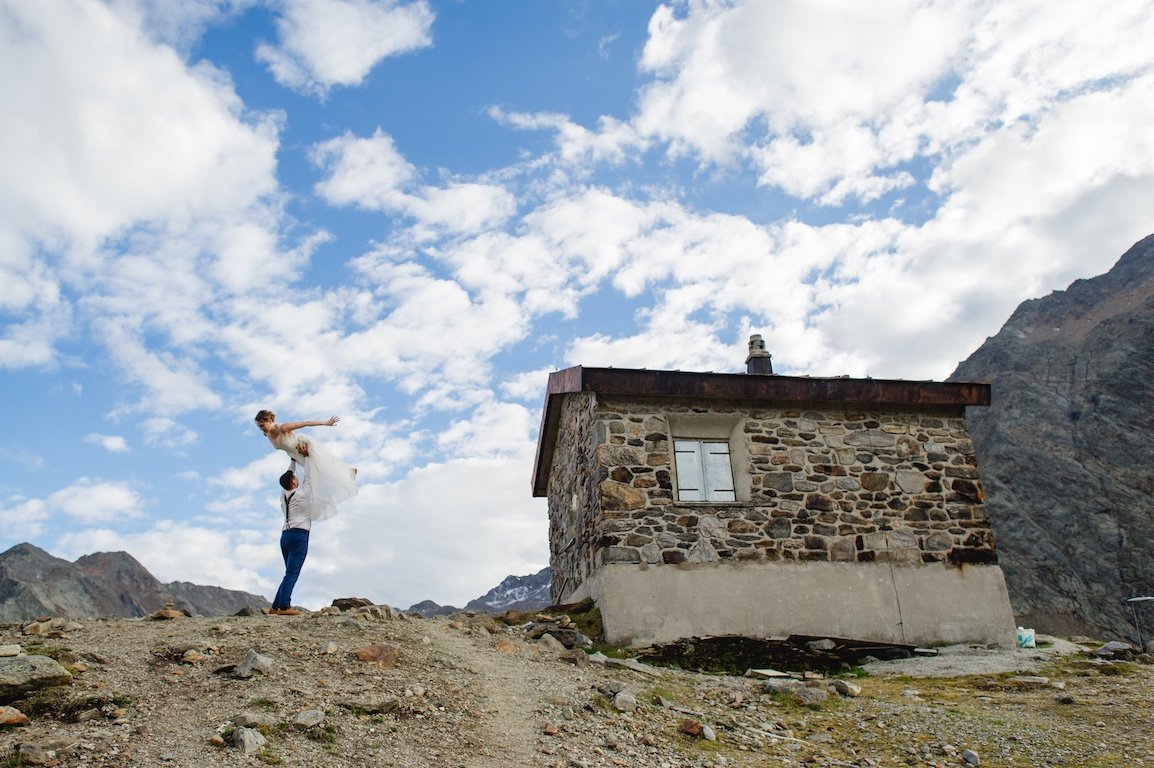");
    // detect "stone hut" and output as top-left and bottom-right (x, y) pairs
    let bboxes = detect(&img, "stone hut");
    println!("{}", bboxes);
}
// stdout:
(532, 336), (1016, 647)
